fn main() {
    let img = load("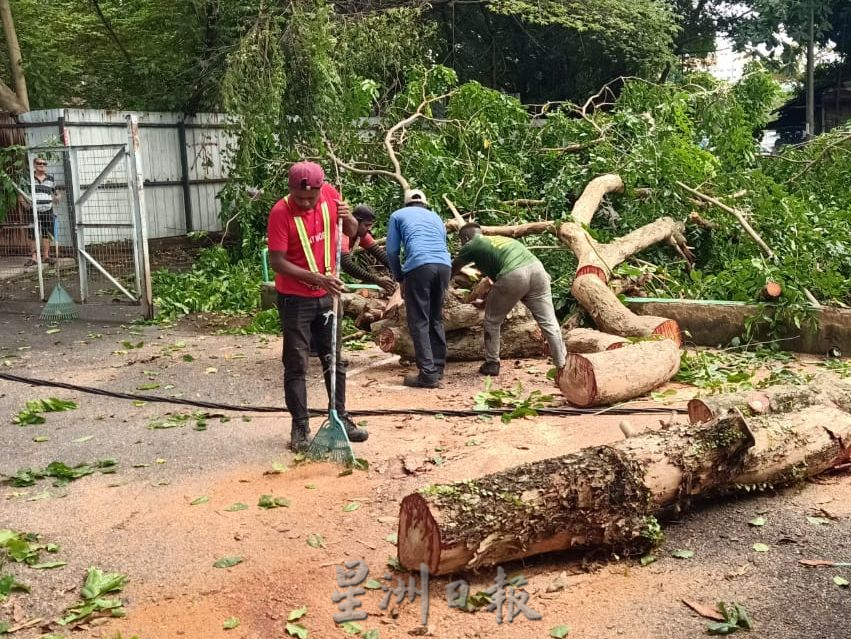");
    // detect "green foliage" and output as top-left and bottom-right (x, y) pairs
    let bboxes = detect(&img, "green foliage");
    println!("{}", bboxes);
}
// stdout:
(152, 247), (260, 318)
(473, 378), (553, 423)
(6, 459), (117, 488)
(59, 567), (127, 626)
(674, 348), (809, 394)
(13, 398), (78, 426)
(707, 601), (754, 635)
